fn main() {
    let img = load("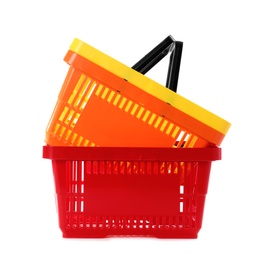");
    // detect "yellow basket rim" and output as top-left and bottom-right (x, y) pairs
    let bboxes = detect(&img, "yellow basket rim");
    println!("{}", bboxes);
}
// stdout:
(69, 38), (231, 135)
